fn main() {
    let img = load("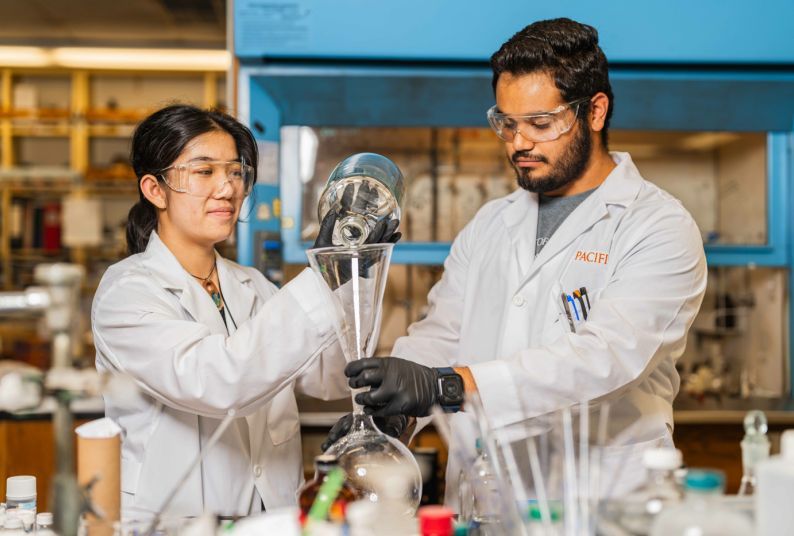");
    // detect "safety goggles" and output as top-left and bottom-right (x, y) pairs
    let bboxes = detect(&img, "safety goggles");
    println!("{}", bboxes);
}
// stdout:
(486, 97), (590, 143)
(159, 159), (254, 197)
